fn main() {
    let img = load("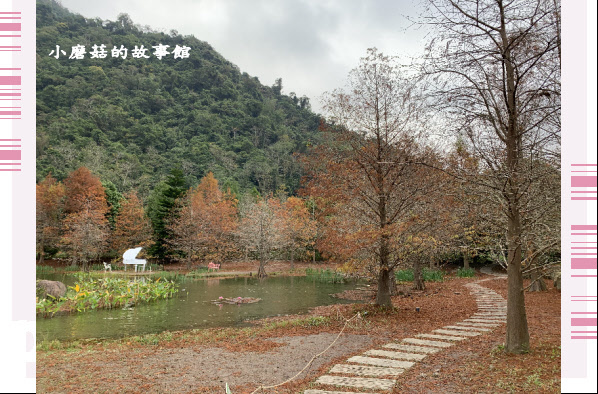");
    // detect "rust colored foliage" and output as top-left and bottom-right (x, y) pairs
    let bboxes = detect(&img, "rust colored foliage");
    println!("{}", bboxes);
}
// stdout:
(301, 49), (448, 306)
(169, 172), (238, 268)
(112, 191), (152, 253)
(36, 173), (66, 264)
(61, 167), (110, 267)
(282, 196), (317, 267)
